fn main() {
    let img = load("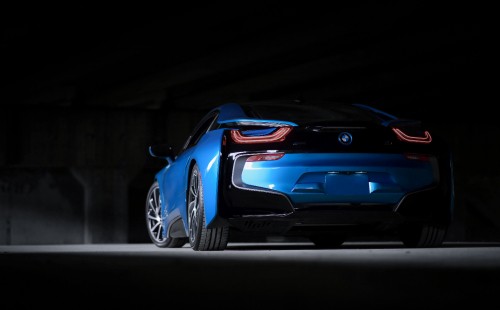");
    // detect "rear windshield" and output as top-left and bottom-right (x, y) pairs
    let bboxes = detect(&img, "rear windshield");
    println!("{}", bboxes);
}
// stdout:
(244, 103), (380, 124)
